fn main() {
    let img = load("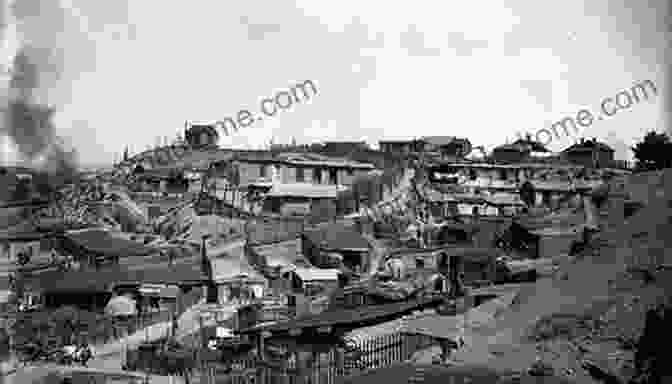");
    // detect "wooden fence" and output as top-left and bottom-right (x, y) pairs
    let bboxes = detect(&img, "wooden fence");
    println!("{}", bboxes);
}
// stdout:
(190, 332), (435, 384)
